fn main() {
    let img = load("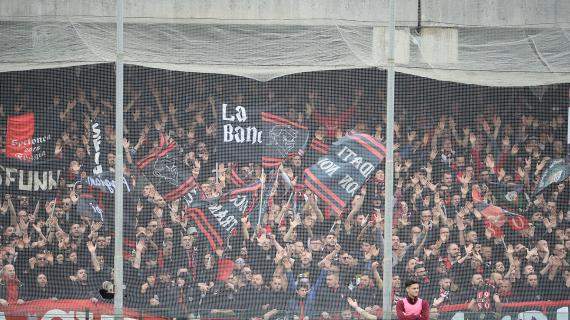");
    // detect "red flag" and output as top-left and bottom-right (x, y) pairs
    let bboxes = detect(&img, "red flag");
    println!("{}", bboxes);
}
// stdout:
(485, 220), (504, 238)
(6, 113), (35, 162)
(216, 258), (235, 281)
(507, 215), (530, 231)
